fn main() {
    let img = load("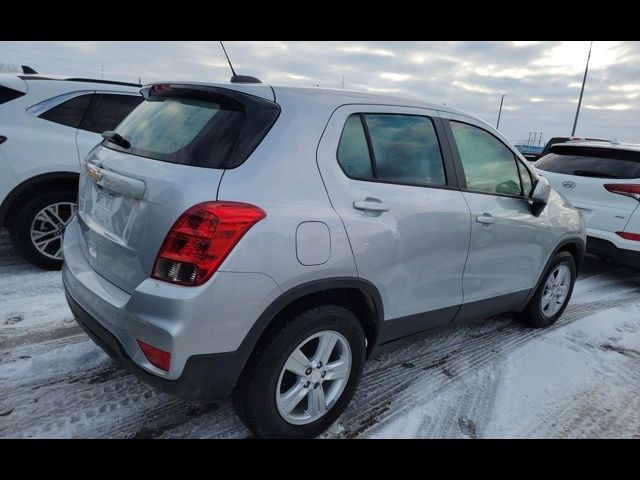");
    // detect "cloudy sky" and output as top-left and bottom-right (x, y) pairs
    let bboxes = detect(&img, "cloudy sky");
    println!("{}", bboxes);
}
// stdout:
(2, 41), (639, 145)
